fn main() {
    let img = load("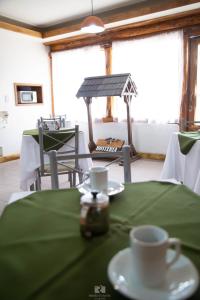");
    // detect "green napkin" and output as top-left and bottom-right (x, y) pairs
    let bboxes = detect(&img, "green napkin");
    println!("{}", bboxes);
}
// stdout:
(178, 131), (200, 155)
(23, 129), (75, 151)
